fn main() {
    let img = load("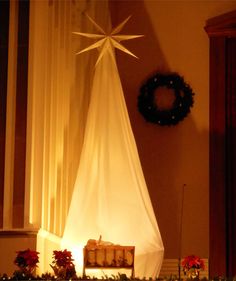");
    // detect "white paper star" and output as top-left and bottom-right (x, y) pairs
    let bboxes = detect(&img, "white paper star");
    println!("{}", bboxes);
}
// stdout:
(73, 14), (143, 66)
